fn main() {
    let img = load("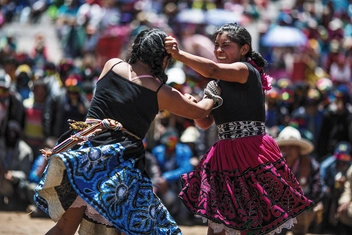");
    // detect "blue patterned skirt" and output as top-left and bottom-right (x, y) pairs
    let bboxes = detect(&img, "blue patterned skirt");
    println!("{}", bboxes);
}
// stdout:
(34, 132), (181, 235)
